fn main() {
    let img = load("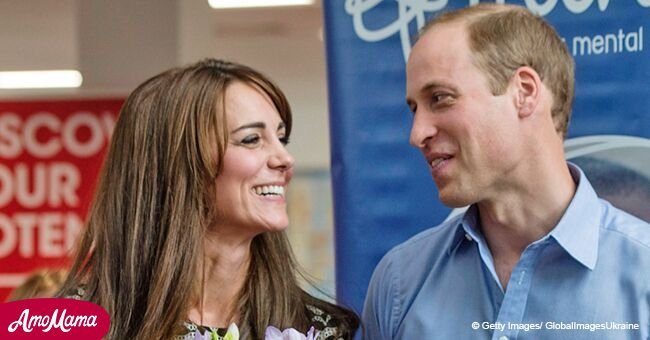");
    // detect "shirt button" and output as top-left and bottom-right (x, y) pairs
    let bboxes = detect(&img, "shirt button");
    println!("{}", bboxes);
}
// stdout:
(499, 336), (508, 340)
(465, 233), (473, 241)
